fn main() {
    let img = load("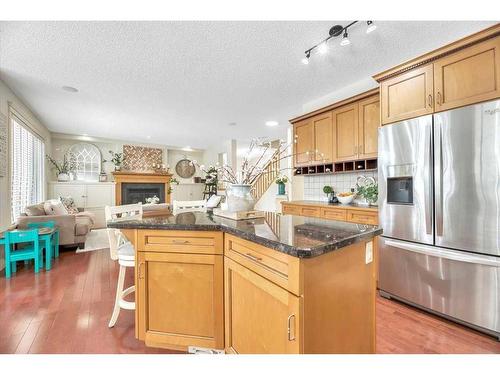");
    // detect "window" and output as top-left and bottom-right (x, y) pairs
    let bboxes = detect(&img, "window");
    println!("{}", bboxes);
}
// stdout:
(67, 143), (101, 181)
(10, 113), (45, 221)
